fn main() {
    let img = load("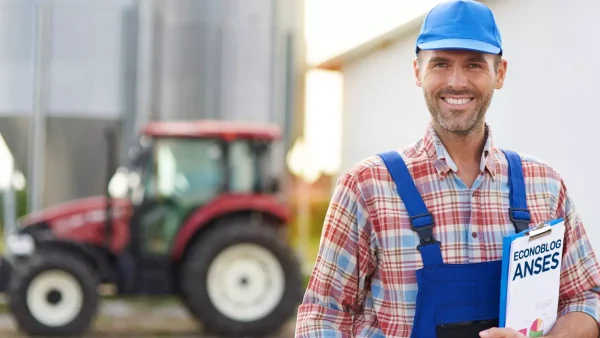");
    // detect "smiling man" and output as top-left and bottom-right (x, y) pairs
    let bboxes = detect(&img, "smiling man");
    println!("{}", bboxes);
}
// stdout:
(295, 0), (600, 337)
